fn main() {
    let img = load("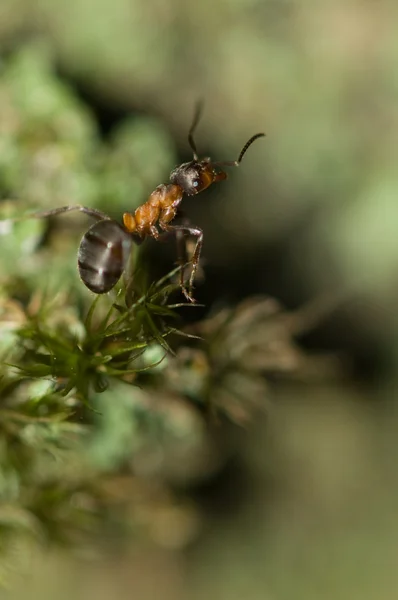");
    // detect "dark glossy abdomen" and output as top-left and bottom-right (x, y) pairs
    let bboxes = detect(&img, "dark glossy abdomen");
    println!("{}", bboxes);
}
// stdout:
(77, 220), (132, 293)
